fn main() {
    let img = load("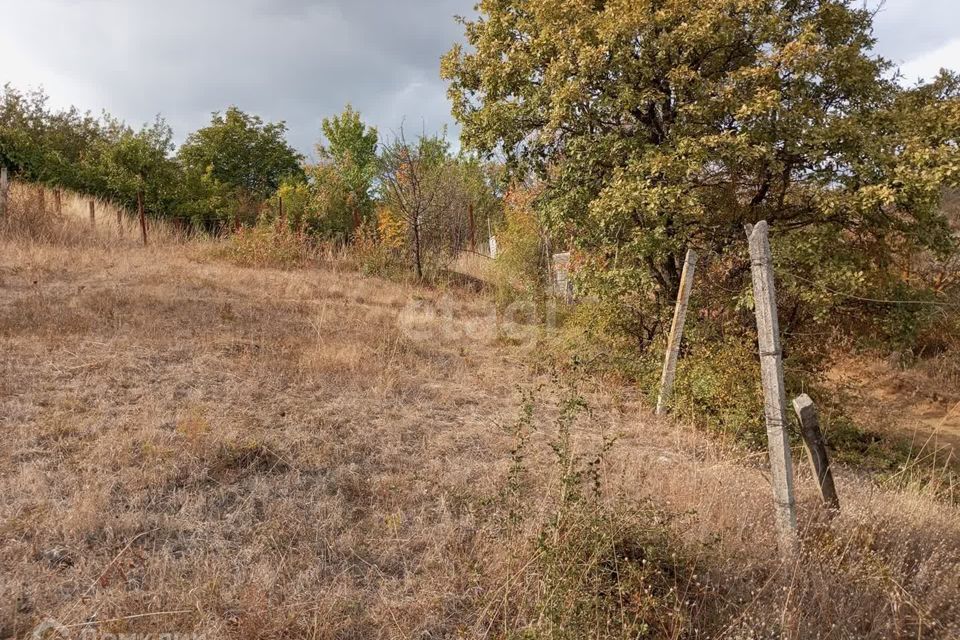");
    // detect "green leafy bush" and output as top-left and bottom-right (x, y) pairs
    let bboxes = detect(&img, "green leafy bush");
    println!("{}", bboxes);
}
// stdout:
(213, 220), (314, 270)
(491, 186), (548, 312)
(348, 219), (409, 280)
